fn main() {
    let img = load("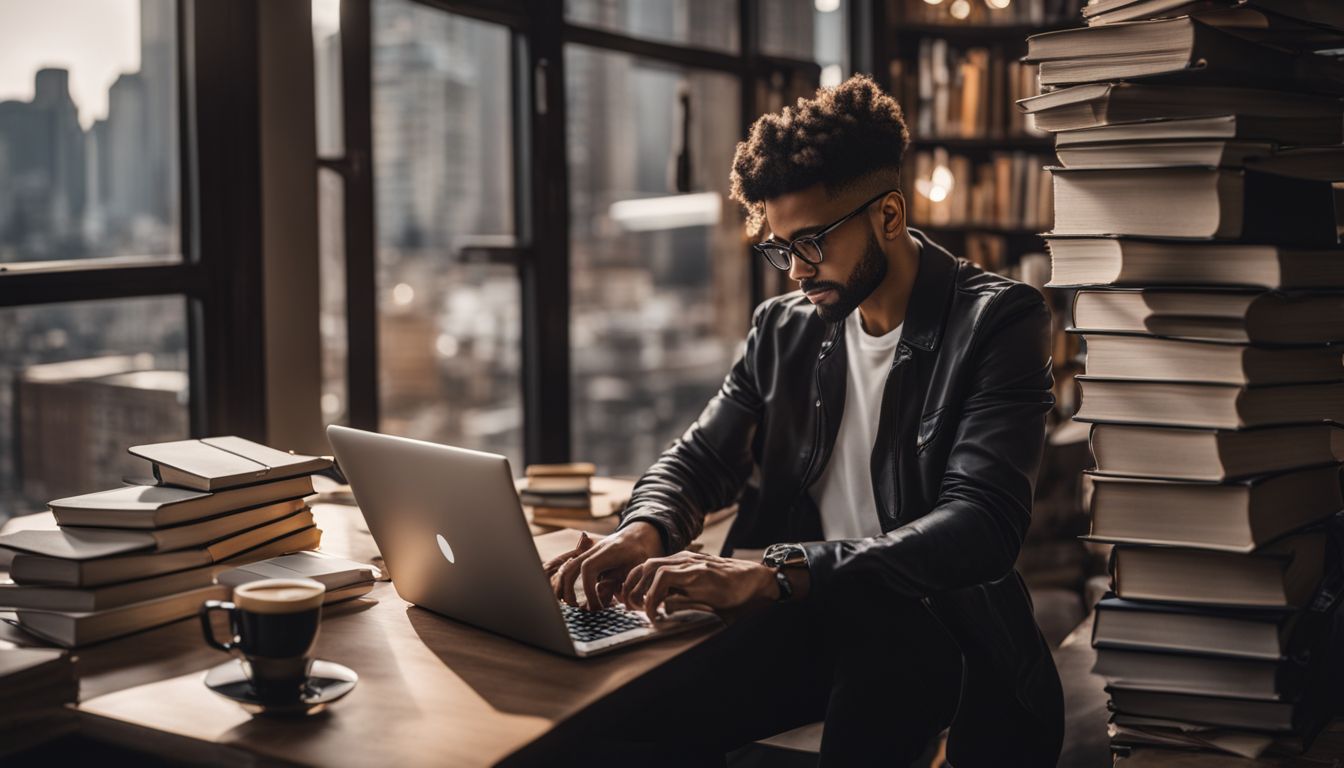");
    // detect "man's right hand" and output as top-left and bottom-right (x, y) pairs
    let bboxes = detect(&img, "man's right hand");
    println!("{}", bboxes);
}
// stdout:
(546, 521), (664, 611)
